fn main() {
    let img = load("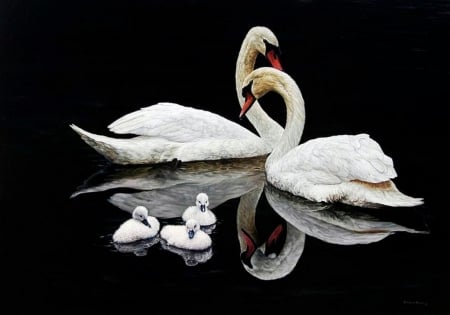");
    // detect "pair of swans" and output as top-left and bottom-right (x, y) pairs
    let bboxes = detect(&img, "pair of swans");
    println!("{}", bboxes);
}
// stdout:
(239, 67), (424, 208)
(71, 26), (423, 208)
(70, 26), (283, 164)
